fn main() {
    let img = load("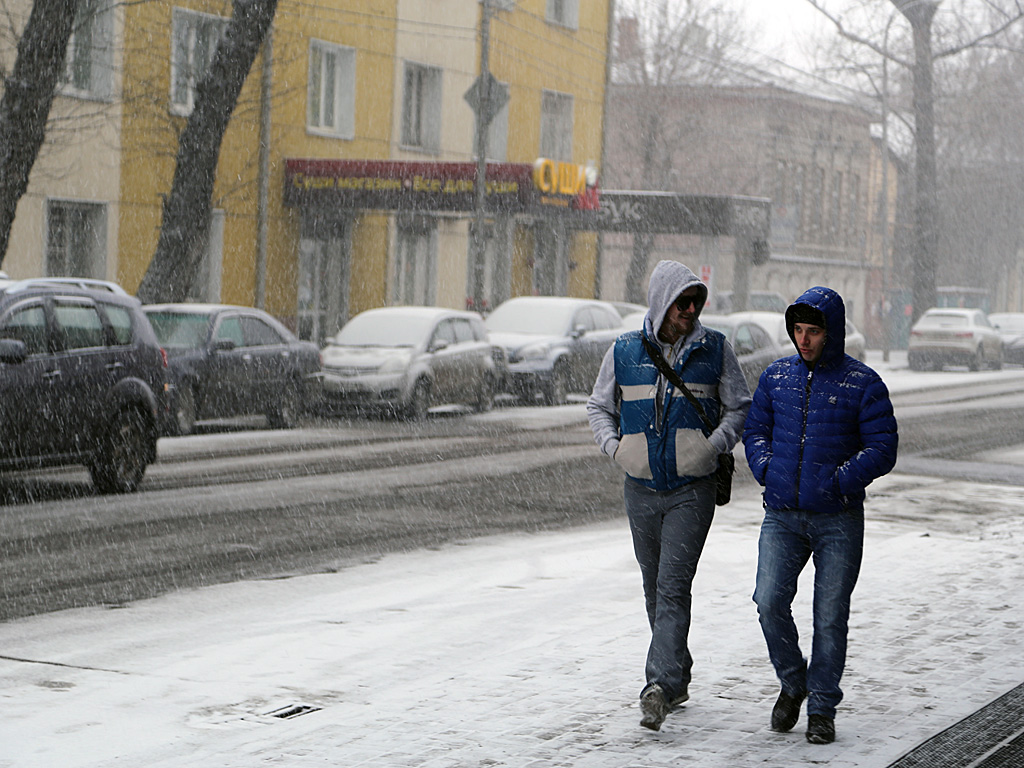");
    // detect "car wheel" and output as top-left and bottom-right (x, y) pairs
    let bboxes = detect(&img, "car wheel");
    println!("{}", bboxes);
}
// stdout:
(969, 347), (982, 372)
(89, 407), (151, 494)
(474, 374), (494, 413)
(268, 383), (301, 429)
(406, 379), (431, 421)
(991, 351), (1003, 370)
(543, 363), (569, 406)
(174, 385), (197, 436)
(908, 352), (925, 371)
